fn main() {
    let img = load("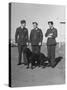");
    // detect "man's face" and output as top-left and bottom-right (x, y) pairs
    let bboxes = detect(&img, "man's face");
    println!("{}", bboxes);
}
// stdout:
(33, 23), (37, 29)
(48, 23), (53, 28)
(21, 23), (26, 28)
